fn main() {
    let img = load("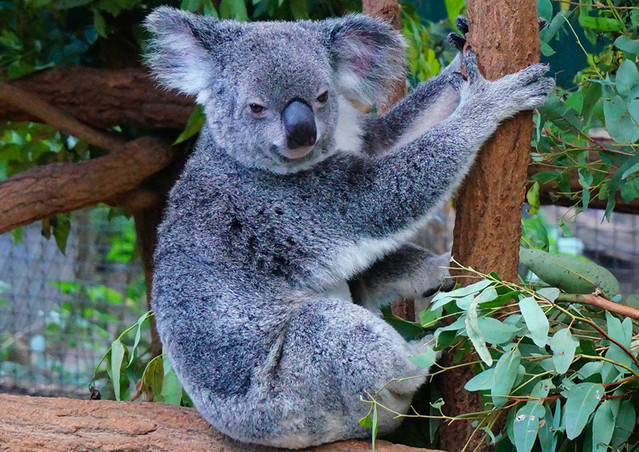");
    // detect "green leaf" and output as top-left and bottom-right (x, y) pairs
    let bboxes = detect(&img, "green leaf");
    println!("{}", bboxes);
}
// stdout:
(527, 182), (540, 215)
(538, 403), (556, 452)
(464, 367), (496, 392)
(477, 317), (519, 345)
(536, 287), (559, 302)
(219, 0), (248, 20)
(492, 348), (522, 408)
(540, 41), (555, 57)
(111, 339), (126, 401)
(52, 213), (71, 255)
(289, 0), (309, 20)
(550, 328), (578, 374)
(444, 0), (465, 32)
(614, 36), (639, 55)
(128, 311), (151, 367)
(578, 14), (623, 32)
(161, 356), (183, 405)
(419, 306), (441, 328)
(359, 413), (373, 428)
(380, 306), (424, 341)
(143, 355), (164, 401)
(577, 361), (603, 379)
(513, 402), (545, 452)
(603, 312), (634, 373)
(174, 106), (205, 145)
(564, 383), (604, 439)
(466, 297), (492, 366)
(591, 399), (619, 452)
(537, 0), (552, 20)
(519, 296), (549, 348)
(520, 248), (621, 298)
(615, 60), (639, 94)
(408, 347), (437, 368)
(610, 400), (635, 447)
(603, 94), (639, 144)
